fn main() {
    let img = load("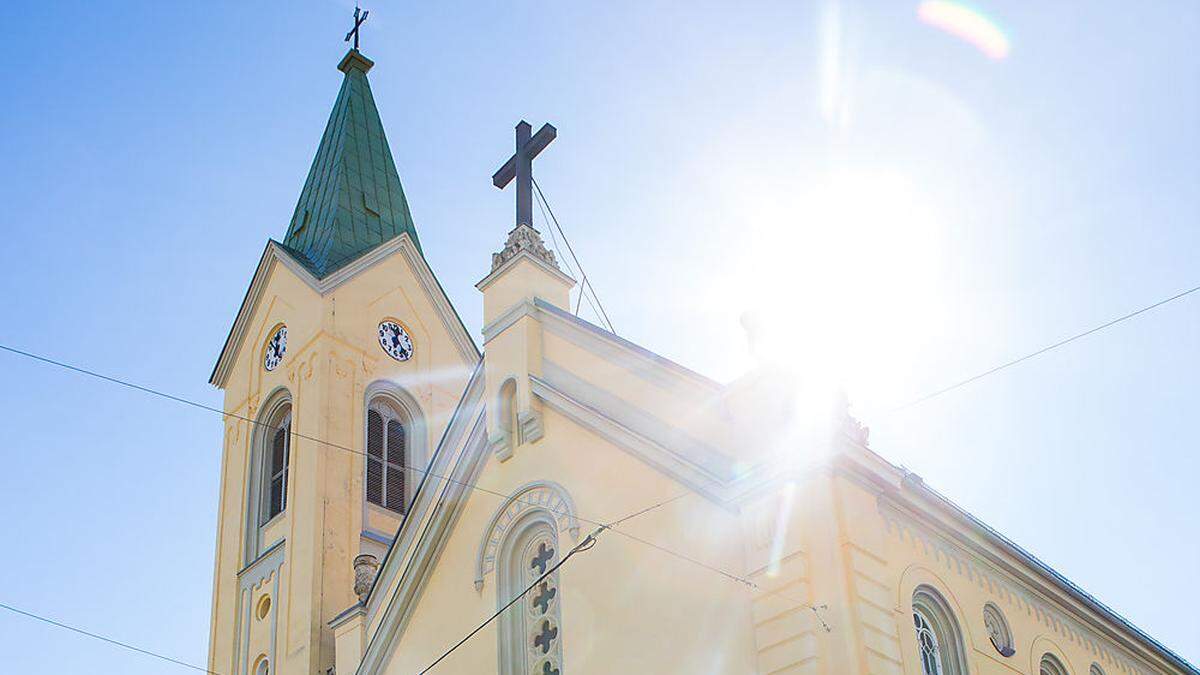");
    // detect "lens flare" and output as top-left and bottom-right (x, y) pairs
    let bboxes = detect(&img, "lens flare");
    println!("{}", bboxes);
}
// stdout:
(918, 1), (1010, 60)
